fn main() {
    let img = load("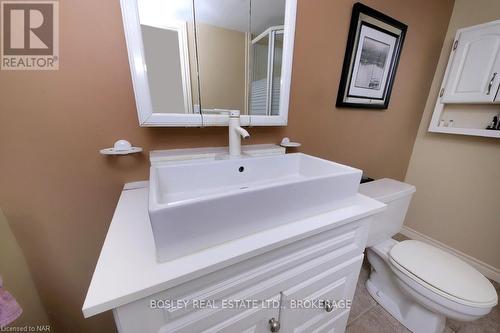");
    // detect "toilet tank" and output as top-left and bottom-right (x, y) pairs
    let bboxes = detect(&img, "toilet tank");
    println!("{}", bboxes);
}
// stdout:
(359, 178), (416, 247)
